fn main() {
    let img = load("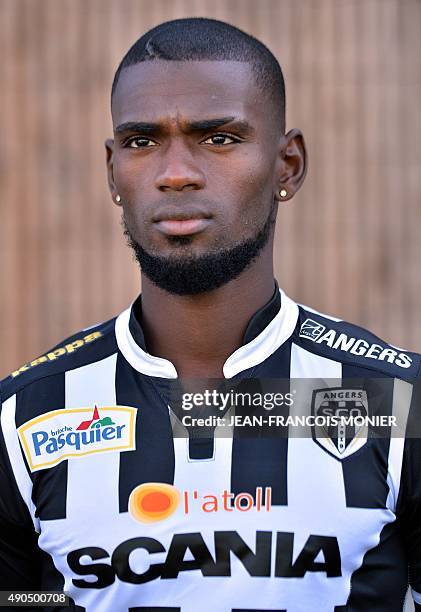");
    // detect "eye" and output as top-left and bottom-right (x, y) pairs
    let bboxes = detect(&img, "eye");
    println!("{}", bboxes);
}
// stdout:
(124, 137), (158, 148)
(201, 133), (240, 146)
